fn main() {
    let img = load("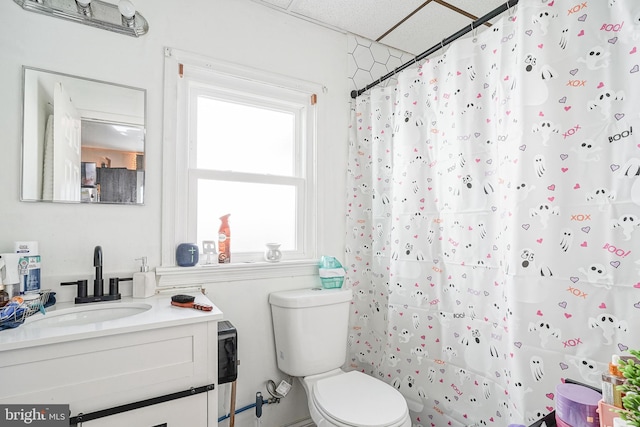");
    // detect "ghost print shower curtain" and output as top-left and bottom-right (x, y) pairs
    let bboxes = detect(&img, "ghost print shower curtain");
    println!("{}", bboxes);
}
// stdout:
(345, 1), (640, 425)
